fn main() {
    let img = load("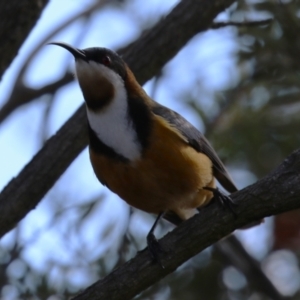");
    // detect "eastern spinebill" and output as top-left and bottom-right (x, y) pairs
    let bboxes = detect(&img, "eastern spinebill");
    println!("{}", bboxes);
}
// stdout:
(49, 42), (238, 266)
